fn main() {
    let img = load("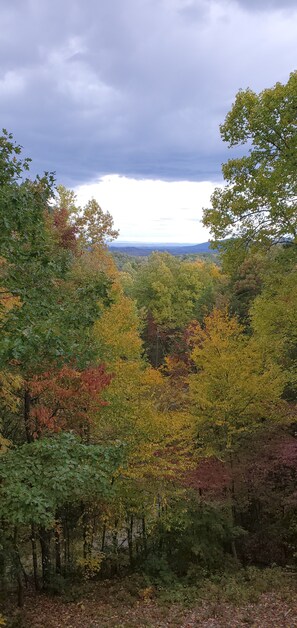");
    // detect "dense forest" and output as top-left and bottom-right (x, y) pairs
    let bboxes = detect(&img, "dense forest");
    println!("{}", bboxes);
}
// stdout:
(0, 71), (296, 626)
